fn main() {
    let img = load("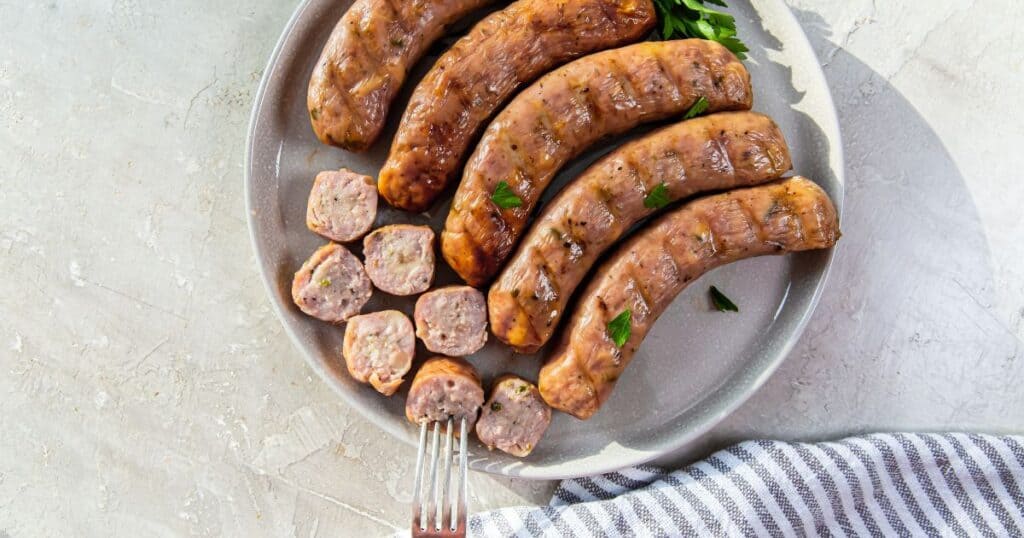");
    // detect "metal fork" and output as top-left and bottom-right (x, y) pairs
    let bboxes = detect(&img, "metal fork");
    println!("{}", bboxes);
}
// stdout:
(411, 417), (469, 537)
